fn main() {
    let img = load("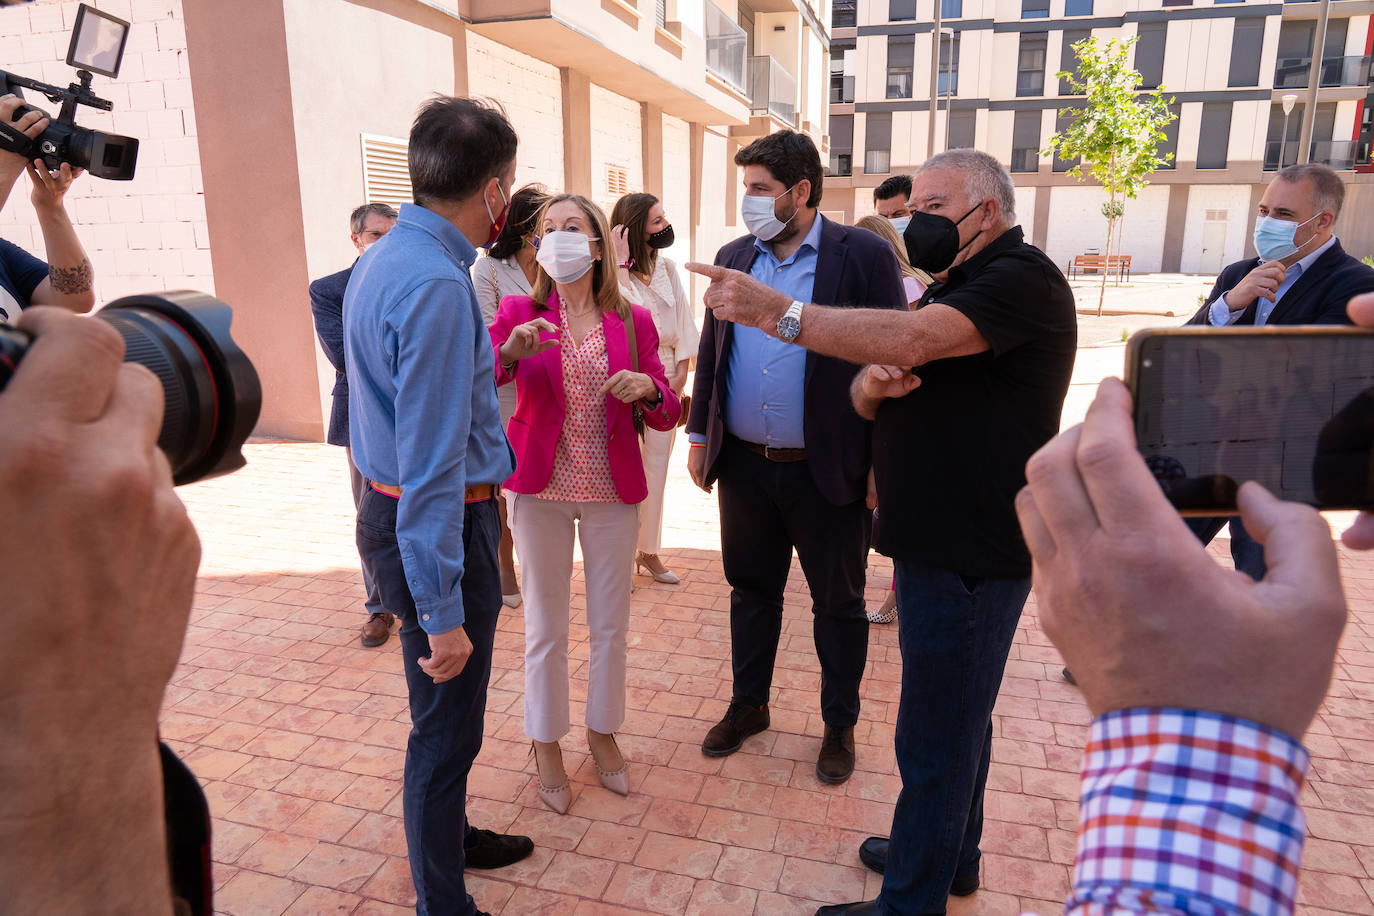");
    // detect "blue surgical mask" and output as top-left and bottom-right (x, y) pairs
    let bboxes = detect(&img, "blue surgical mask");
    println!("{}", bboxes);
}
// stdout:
(1252, 213), (1319, 261)
(889, 215), (911, 235)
